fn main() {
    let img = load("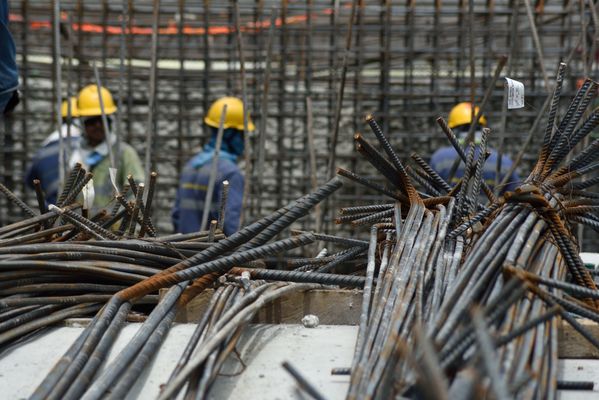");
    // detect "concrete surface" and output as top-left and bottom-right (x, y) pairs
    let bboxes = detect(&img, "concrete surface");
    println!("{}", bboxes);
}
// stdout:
(0, 324), (197, 399)
(581, 253), (599, 268)
(0, 324), (356, 399)
(559, 359), (599, 399)
(0, 323), (598, 399)
(208, 324), (356, 400)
